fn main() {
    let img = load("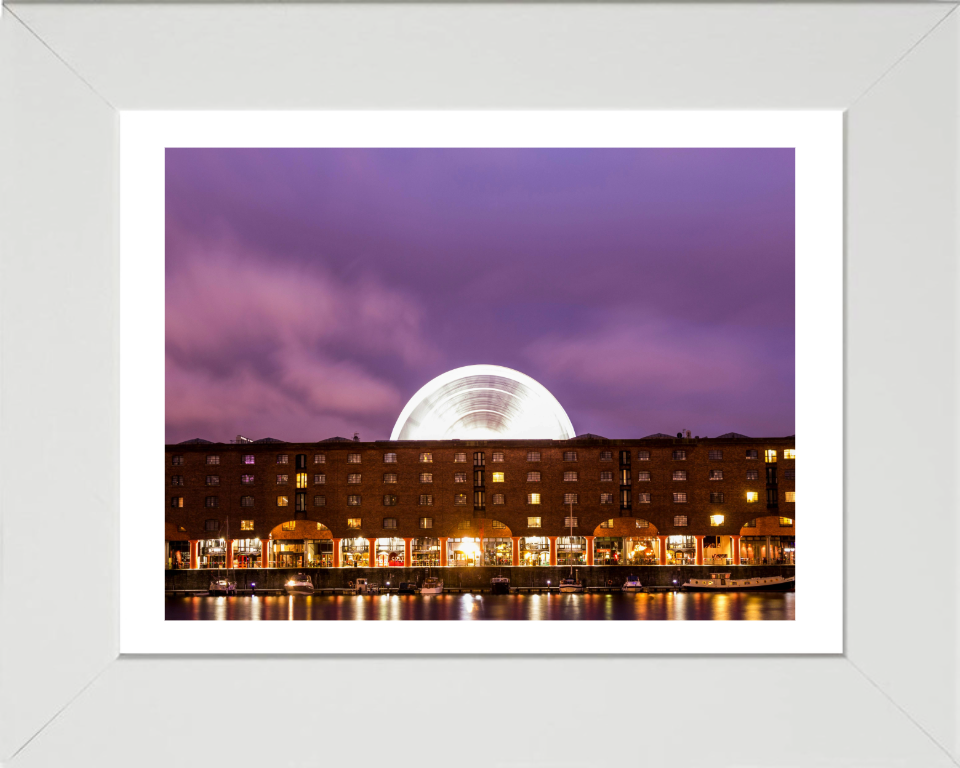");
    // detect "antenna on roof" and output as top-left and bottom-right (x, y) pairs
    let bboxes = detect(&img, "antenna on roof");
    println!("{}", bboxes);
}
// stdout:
(353, 432), (360, 442)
